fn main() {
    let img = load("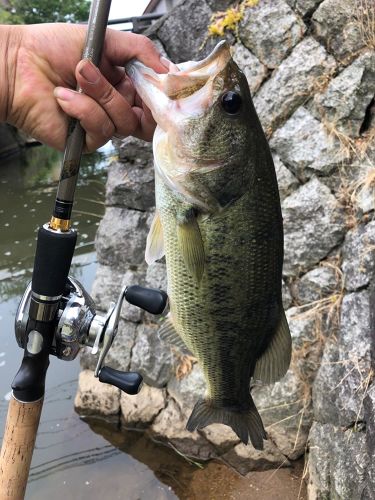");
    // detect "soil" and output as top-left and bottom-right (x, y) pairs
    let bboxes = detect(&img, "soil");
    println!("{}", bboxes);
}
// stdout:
(87, 418), (307, 500)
